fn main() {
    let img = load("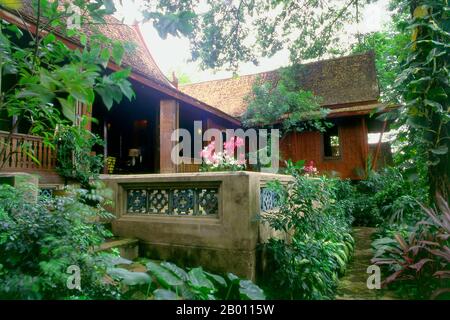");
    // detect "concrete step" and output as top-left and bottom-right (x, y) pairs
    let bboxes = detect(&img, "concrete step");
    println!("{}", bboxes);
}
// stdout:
(96, 237), (139, 260)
